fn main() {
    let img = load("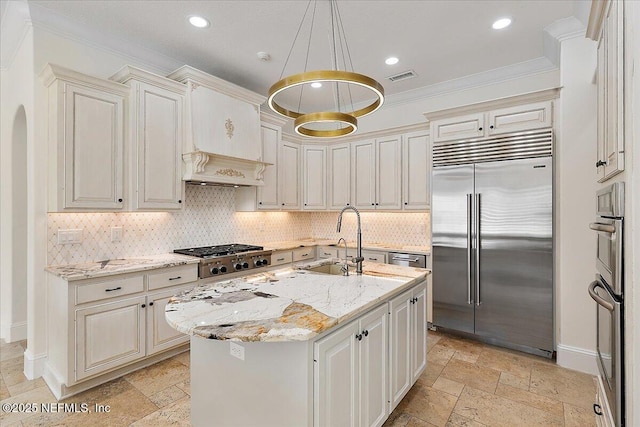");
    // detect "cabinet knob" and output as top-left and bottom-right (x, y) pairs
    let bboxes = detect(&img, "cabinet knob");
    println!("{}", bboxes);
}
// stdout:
(282, 203), (285, 206)
(355, 333), (363, 341)
(304, 203), (307, 206)
(478, 127), (483, 131)
(375, 203), (379, 206)
(371, 203), (375, 206)
(489, 125), (494, 129)
(404, 202), (408, 205)
(141, 304), (146, 308)
(178, 200), (182, 204)
(346, 203), (350, 206)
(149, 302), (154, 306)
(363, 330), (369, 337)
(118, 198), (123, 203)
(596, 160), (606, 168)
(259, 202), (262, 205)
